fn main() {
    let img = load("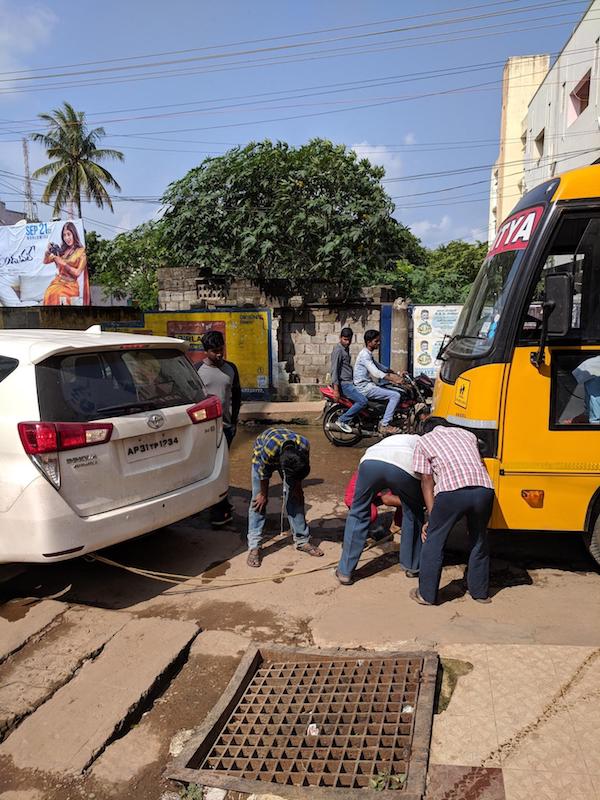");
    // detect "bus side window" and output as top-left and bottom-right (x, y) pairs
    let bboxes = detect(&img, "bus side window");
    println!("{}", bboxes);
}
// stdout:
(519, 215), (600, 341)
(552, 351), (600, 428)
